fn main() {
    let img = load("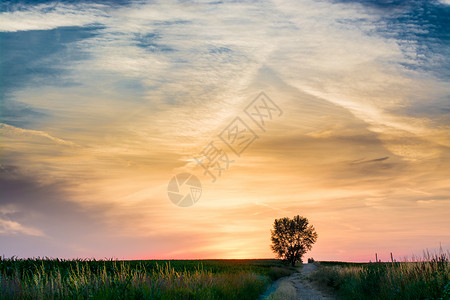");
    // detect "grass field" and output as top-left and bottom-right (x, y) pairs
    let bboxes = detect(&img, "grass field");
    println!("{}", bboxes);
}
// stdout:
(308, 252), (450, 300)
(2, 253), (449, 299)
(0, 257), (296, 299)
